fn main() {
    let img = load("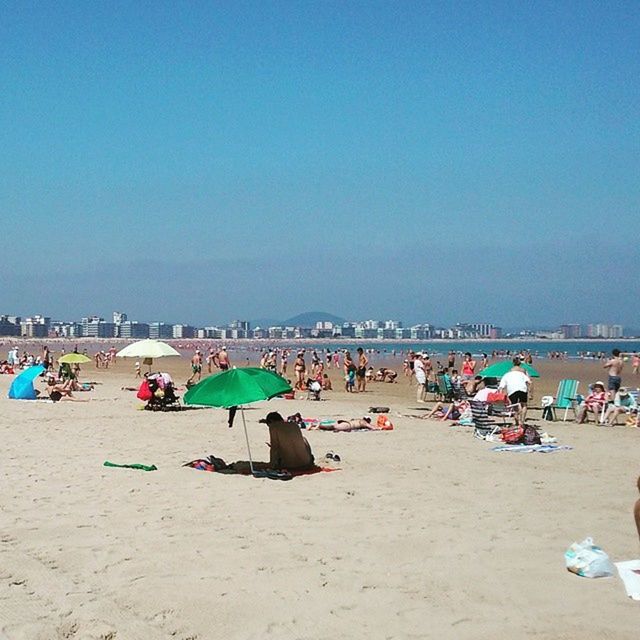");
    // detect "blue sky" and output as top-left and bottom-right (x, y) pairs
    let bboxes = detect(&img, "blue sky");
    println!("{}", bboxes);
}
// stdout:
(1, 1), (638, 327)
